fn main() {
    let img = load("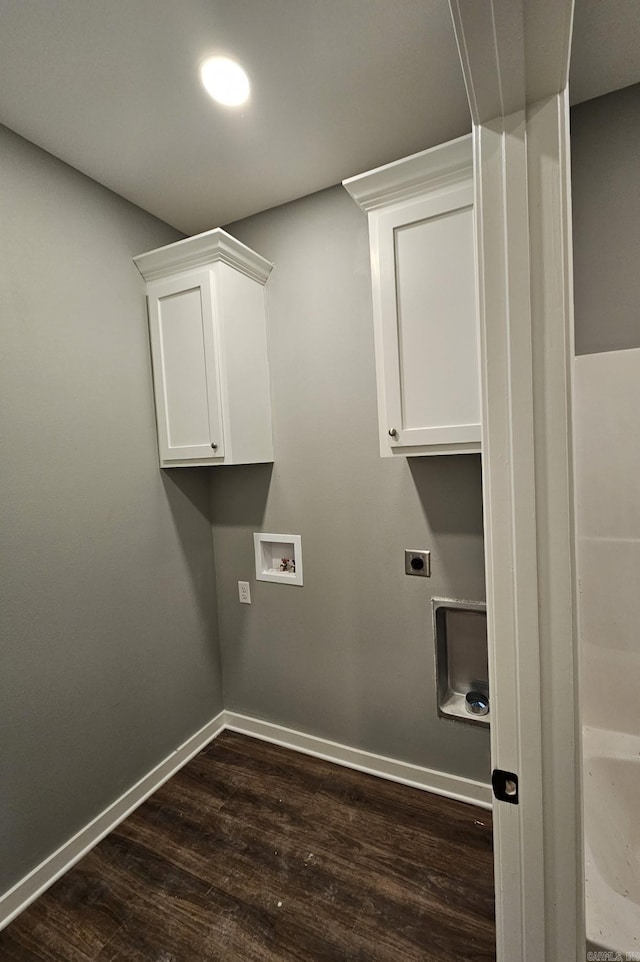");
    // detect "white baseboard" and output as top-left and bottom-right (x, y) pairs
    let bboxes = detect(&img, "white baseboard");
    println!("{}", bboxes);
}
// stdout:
(0, 710), (226, 932)
(1, 708), (492, 932)
(223, 711), (493, 810)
